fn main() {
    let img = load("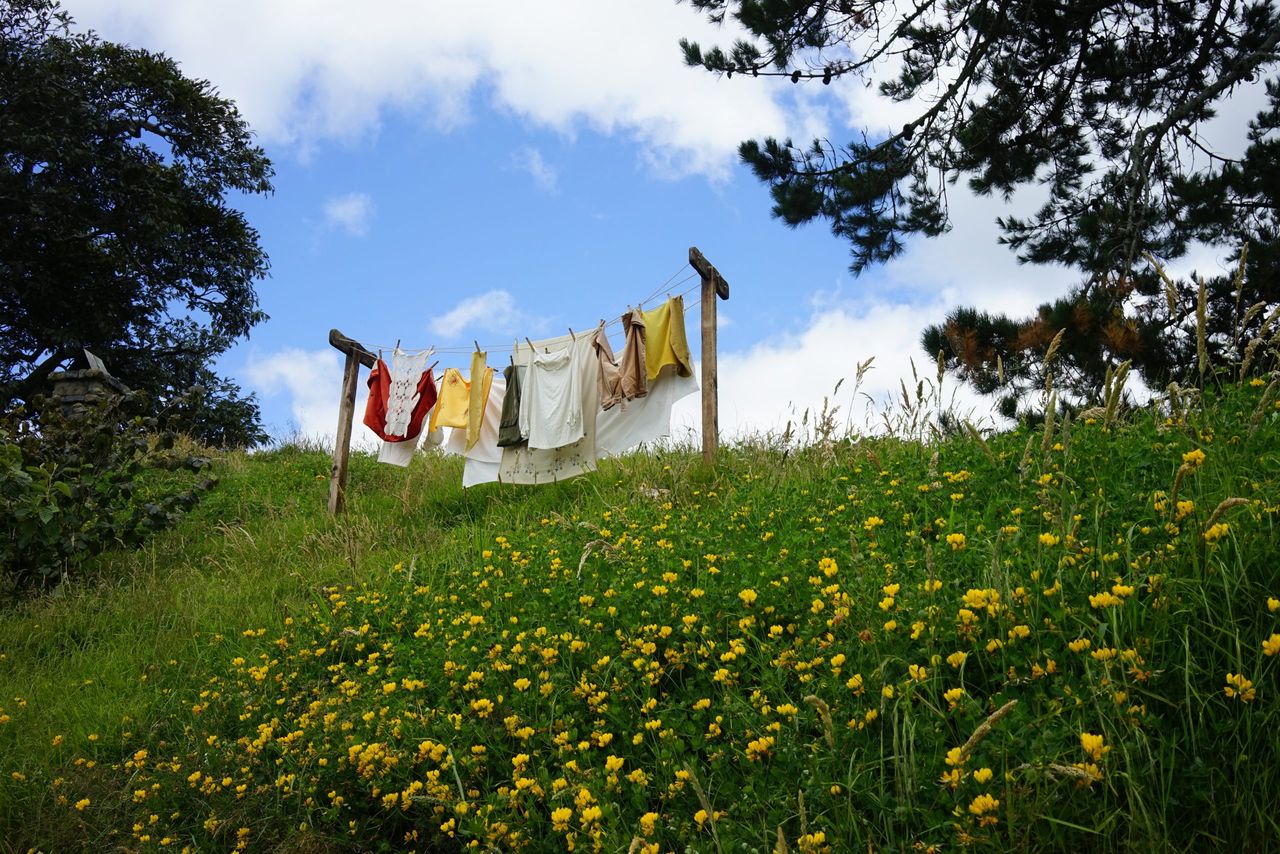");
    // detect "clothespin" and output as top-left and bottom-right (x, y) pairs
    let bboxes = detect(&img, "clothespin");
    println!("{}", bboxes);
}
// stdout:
(473, 339), (482, 354)
(568, 327), (575, 342)
(395, 338), (401, 351)
(428, 359), (439, 373)
(525, 337), (535, 353)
